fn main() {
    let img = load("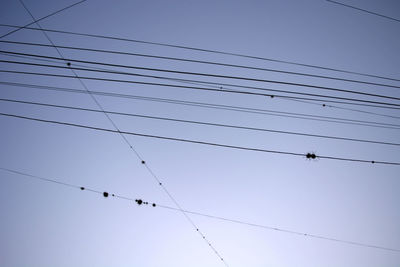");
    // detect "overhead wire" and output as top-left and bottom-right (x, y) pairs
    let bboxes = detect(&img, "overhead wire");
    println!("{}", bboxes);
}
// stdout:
(1, 51), (400, 104)
(1, 166), (400, 253)
(2, 81), (399, 130)
(2, 49), (400, 121)
(15, 1), (228, 264)
(2, 59), (400, 110)
(287, 98), (400, 120)
(0, 111), (399, 165)
(0, 23), (399, 84)
(0, 0), (87, 39)
(1, 97), (399, 147)
(326, 0), (400, 23)
(1, 39), (400, 90)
